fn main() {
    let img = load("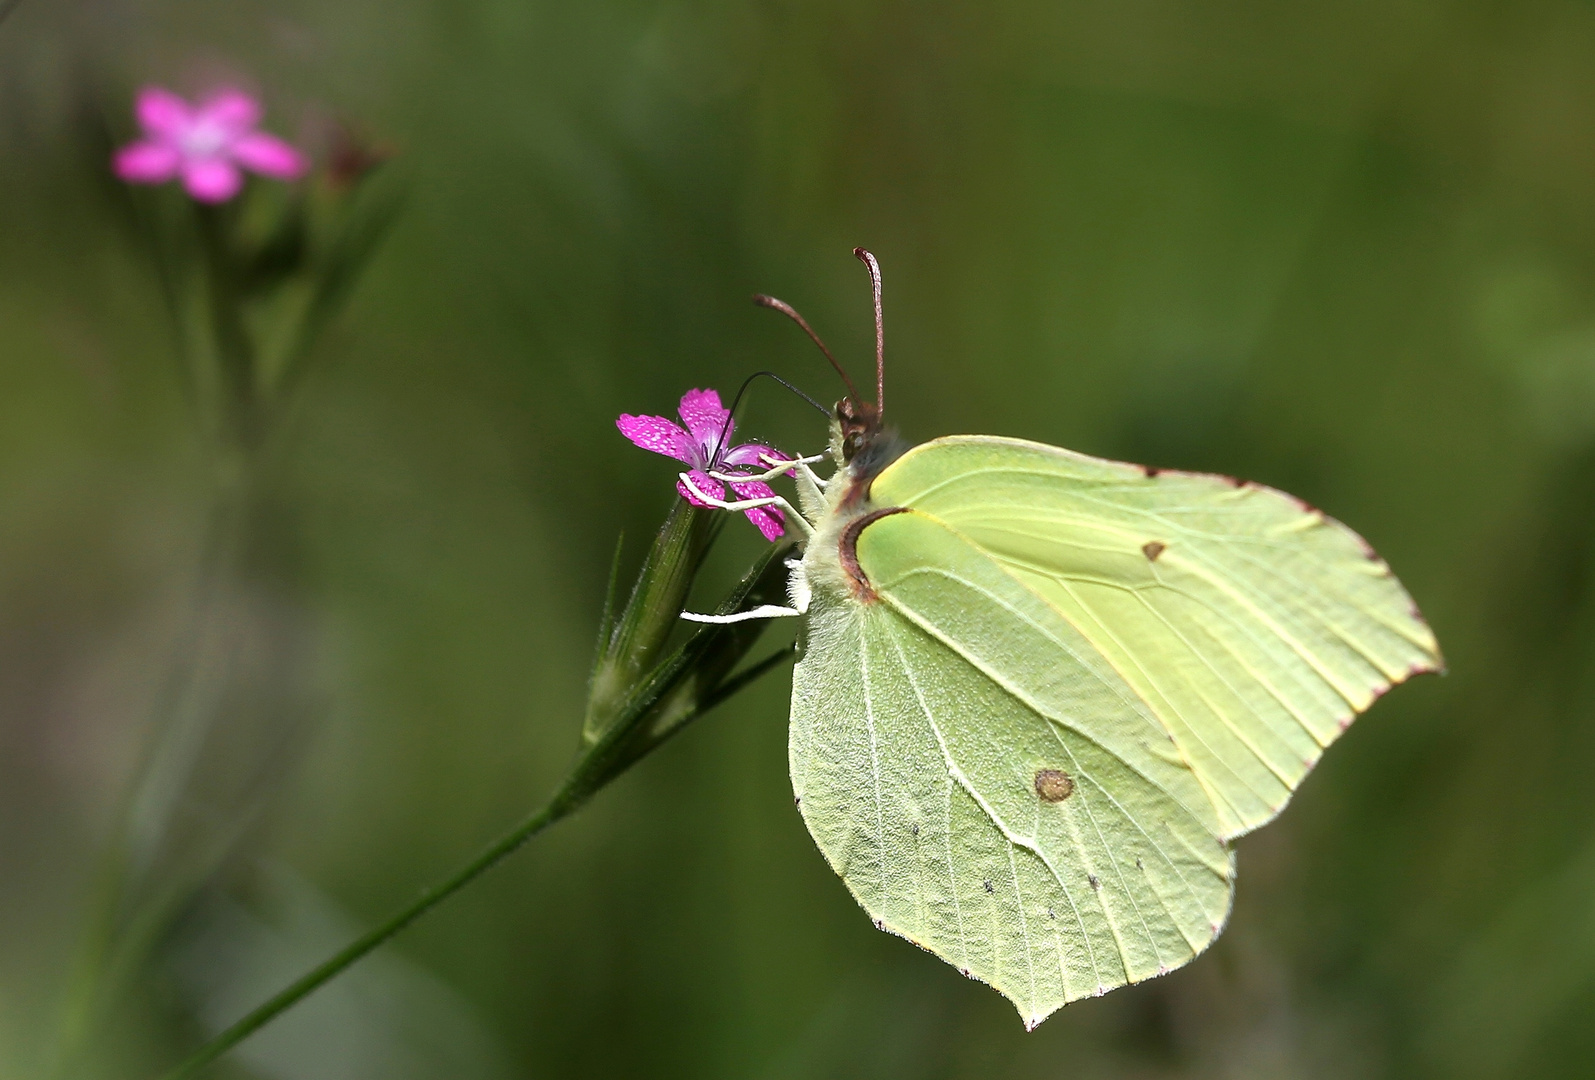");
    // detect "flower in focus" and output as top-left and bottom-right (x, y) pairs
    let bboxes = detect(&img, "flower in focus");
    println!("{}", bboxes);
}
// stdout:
(114, 87), (308, 203)
(618, 388), (787, 541)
